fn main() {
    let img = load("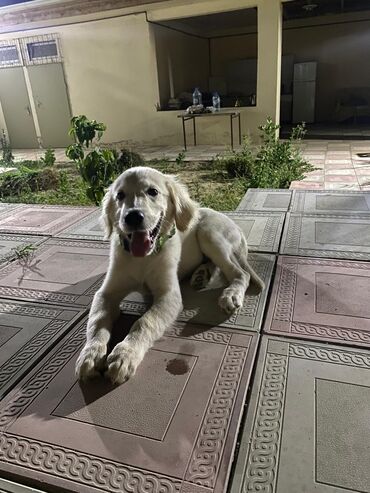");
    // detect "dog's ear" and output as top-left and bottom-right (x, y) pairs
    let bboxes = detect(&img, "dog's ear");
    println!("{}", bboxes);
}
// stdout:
(167, 177), (198, 232)
(100, 187), (115, 239)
